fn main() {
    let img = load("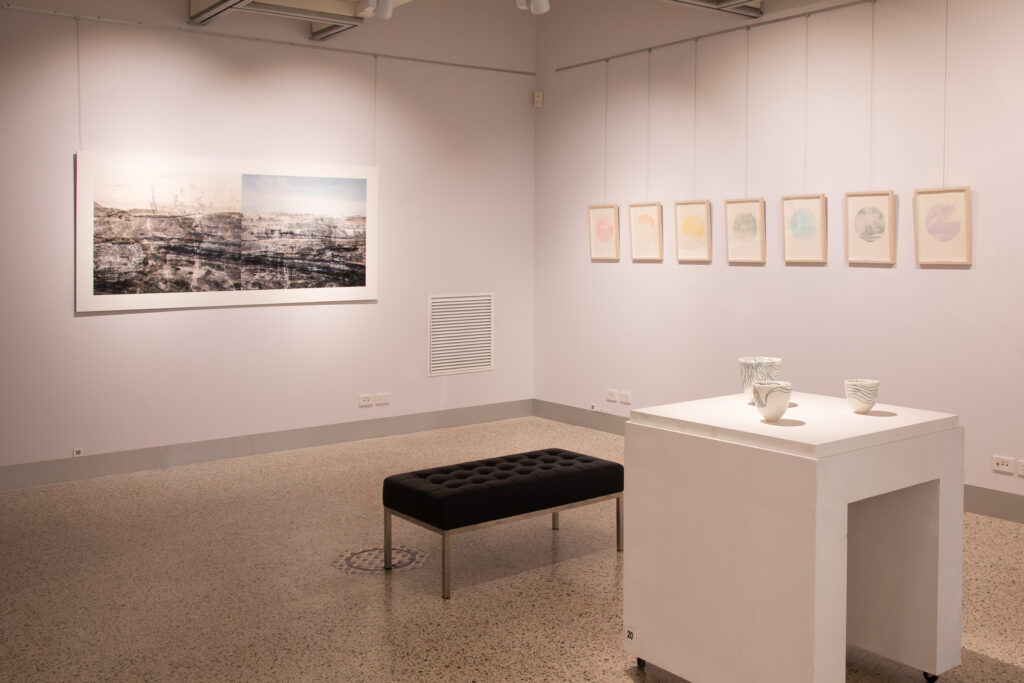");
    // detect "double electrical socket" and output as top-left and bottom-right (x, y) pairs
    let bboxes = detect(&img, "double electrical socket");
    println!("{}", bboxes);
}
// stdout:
(606, 388), (632, 405)
(991, 455), (1024, 476)
(359, 392), (390, 408)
